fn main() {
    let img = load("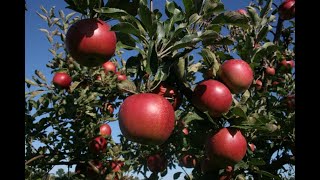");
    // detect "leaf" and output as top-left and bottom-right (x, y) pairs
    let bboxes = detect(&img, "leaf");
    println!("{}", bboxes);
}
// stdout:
(156, 22), (165, 44)
(173, 172), (182, 179)
(39, 28), (49, 35)
(115, 32), (137, 49)
(256, 25), (272, 42)
(183, 0), (194, 18)
(247, 6), (261, 27)
(175, 57), (186, 80)
(111, 22), (142, 39)
(189, 13), (201, 24)
(146, 41), (158, 75)
(46, 35), (53, 44)
(40, 5), (48, 14)
(69, 81), (81, 93)
(257, 170), (281, 180)
(25, 78), (38, 87)
(249, 158), (266, 166)
(125, 55), (141, 74)
(260, 0), (272, 19)
(138, 3), (156, 37)
(202, 0), (225, 17)
(188, 62), (202, 73)
(211, 11), (249, 29)
(251, 42), (277, 63)
(231, 107), (247, 118)
(240, 90), (250, 104)
(36, 12), (47, 21)
(35, 70), (46, 82)
(29, 90), (45, 99)
(199, 49), (220, 73)
(117, 80), (137, 93)
(59, 10), (65, 20)
(184, 112), (204, 124)
(66, 12), (77, 22)
(171, 34), (201, 51)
